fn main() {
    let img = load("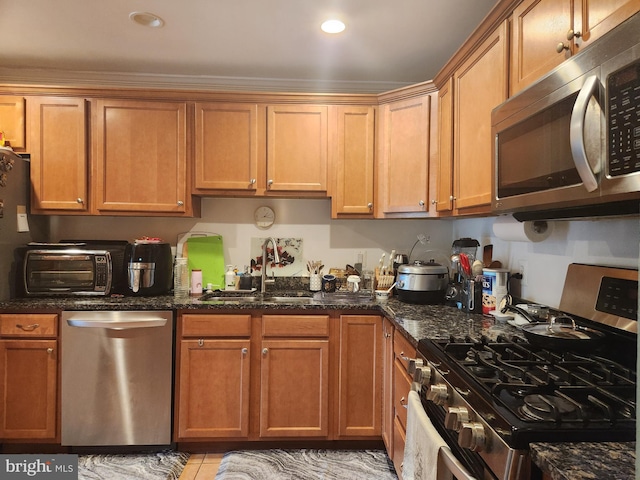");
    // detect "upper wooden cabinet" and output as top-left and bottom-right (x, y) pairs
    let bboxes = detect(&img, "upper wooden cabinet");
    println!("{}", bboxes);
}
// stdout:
(434, 77), (454, 214)
(377, 94), (431, 216)
(193, 102), (259, 192)
(0, 96), (26, 150)
(331, 106), (376, 217)
(452, 20), (509, 213)
(92, 99), (192, 216)
(266, 105), (328, 194)
(28, 96), (89, 214)
(510, 0), (640, 94)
